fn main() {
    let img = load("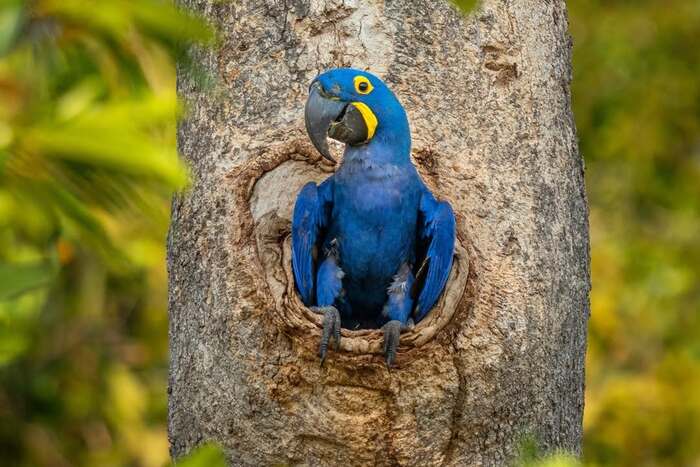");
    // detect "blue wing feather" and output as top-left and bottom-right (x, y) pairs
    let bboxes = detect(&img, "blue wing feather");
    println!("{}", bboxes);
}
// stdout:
(415, 192), (456, 321)
(291, 178), (334, 305)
